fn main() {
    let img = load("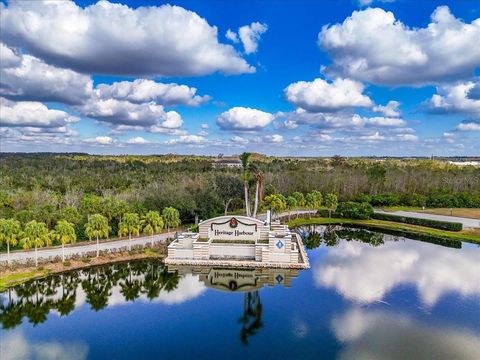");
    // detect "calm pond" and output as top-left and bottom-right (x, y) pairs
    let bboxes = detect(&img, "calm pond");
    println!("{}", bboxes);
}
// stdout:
(1, 226), (479, 359)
